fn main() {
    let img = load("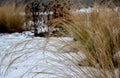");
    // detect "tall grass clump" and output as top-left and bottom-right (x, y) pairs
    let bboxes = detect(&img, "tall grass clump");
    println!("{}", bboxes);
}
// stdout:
(0, 3), (25, 33)
(60, 4), (120, 78)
